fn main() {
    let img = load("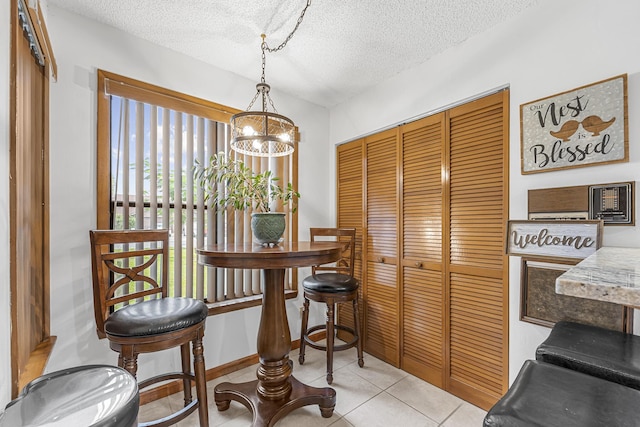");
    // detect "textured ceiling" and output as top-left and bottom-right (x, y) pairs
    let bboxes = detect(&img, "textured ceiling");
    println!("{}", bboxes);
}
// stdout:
(44, 0), (539, 107)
